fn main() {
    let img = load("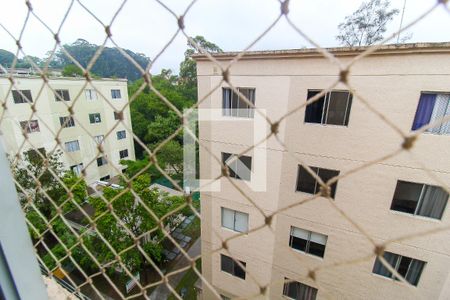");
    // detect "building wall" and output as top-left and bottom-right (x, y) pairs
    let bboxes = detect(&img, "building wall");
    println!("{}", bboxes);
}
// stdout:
(197, 49), (450, 299)
(0, 76), (135, 184)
